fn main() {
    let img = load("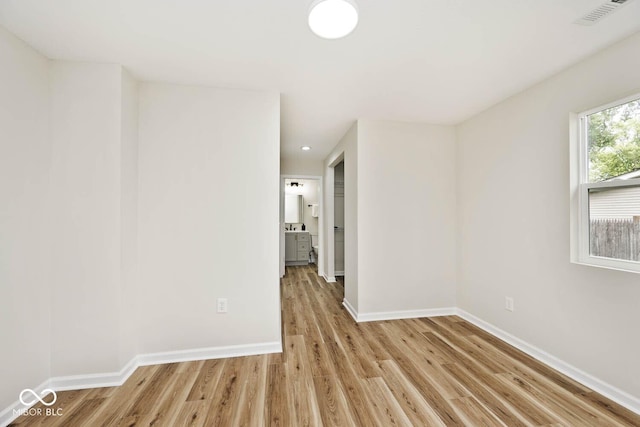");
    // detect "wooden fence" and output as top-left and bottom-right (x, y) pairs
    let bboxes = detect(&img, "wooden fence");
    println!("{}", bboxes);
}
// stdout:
(590, 217), (640, 261)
